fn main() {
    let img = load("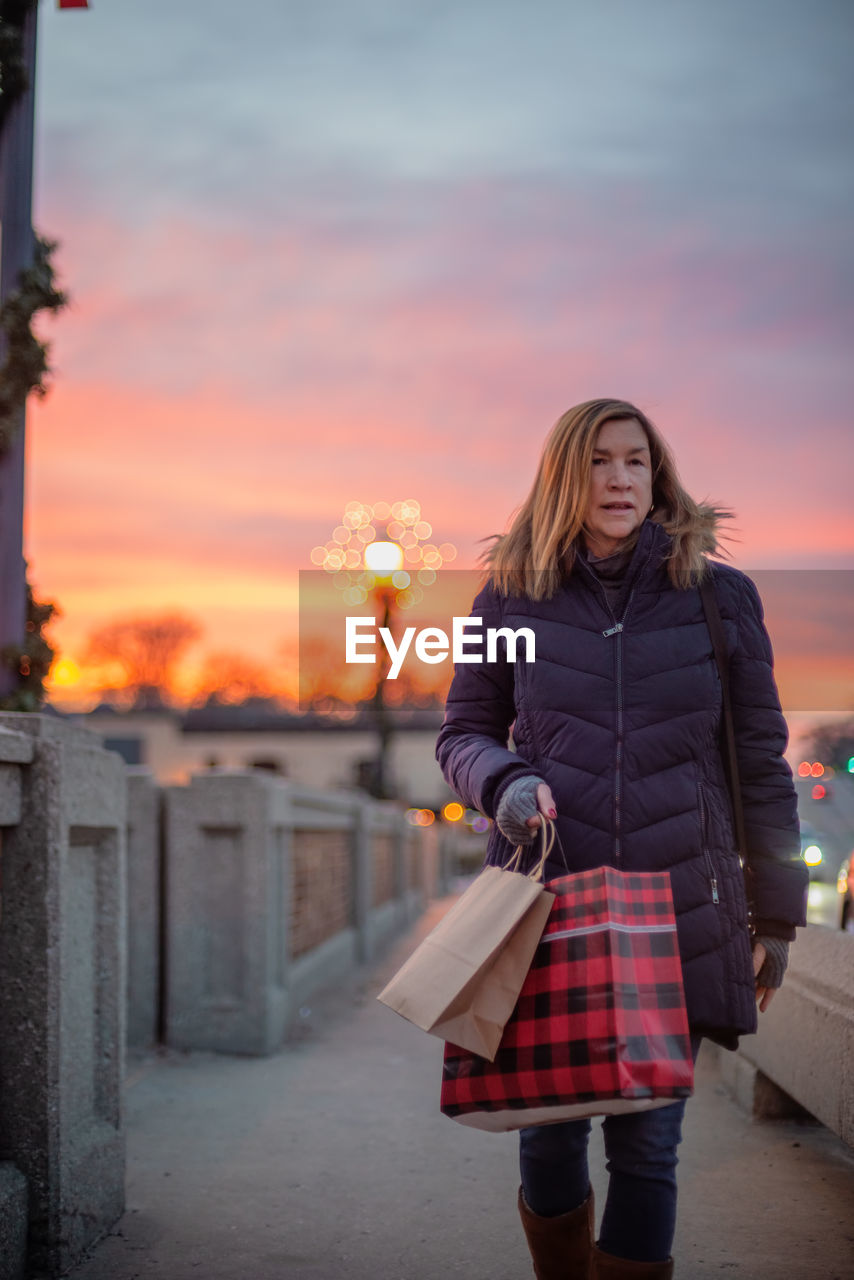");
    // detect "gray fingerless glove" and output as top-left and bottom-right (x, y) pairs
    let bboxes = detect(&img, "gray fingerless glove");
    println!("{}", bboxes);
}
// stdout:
(495, 775), (547, 846)
(755, 935), (789, 989)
